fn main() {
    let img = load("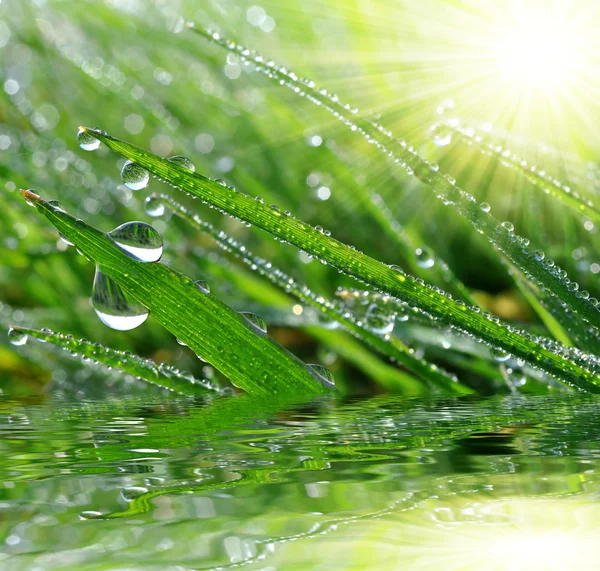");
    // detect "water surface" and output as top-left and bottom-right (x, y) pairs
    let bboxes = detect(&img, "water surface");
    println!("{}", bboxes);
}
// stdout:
(2, 393), (600, 570)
